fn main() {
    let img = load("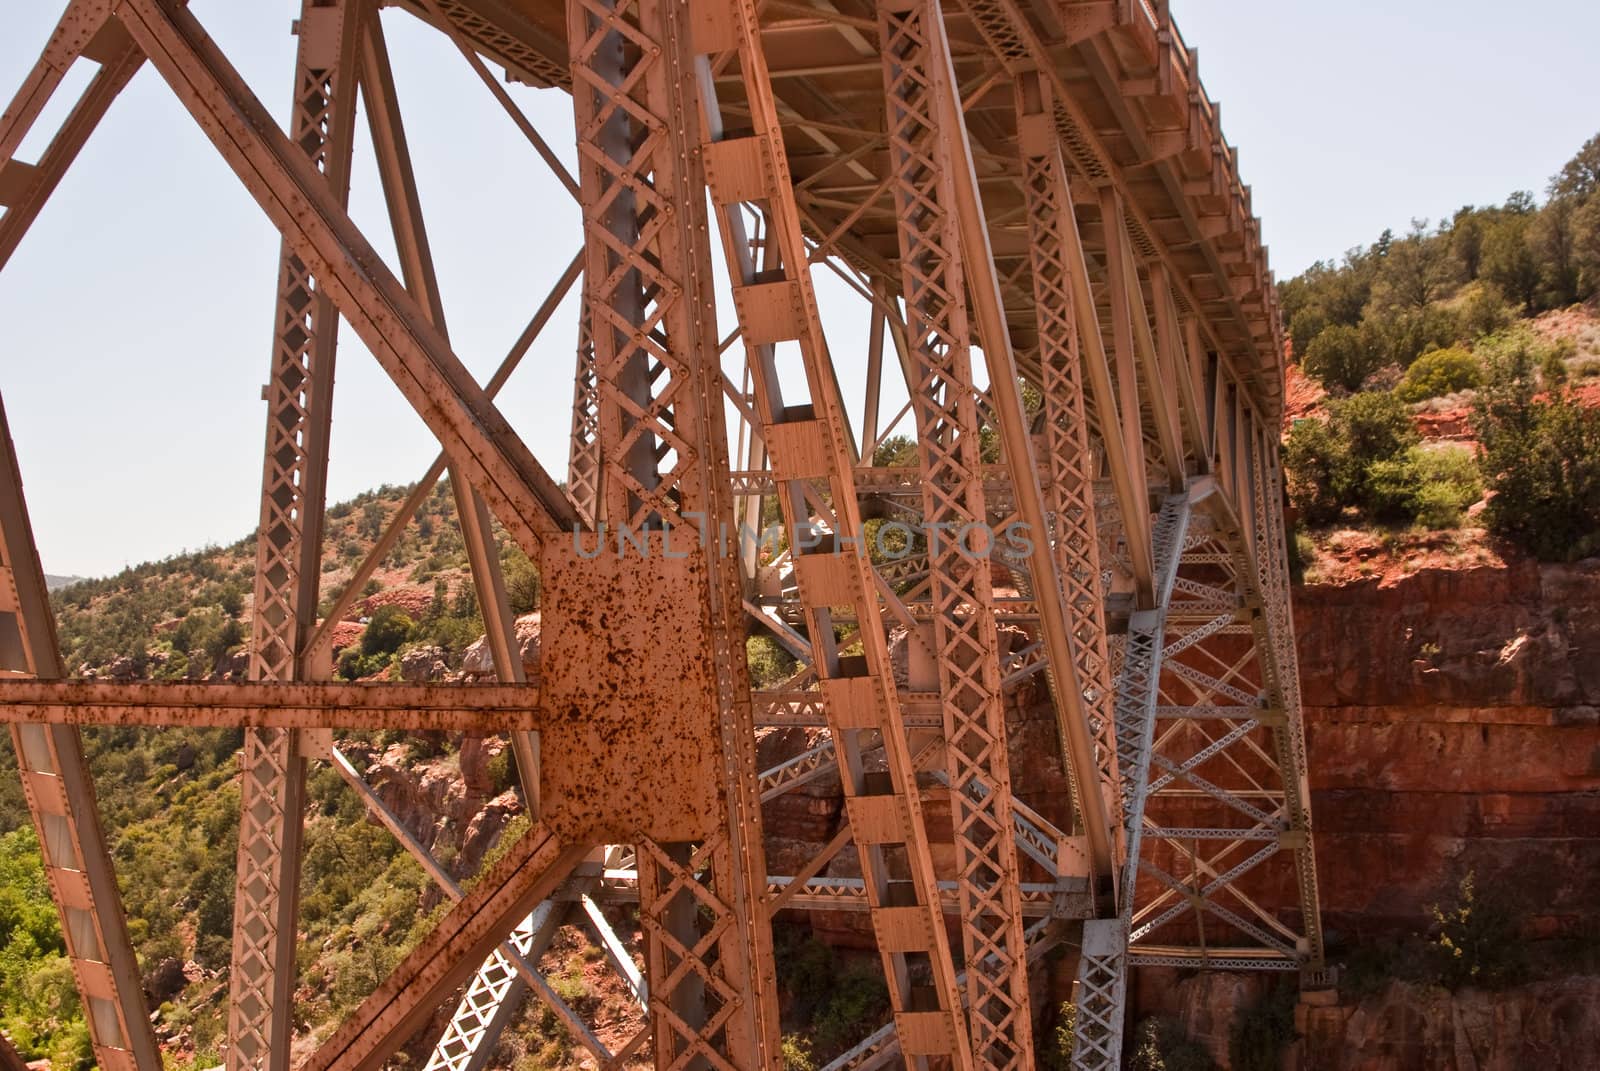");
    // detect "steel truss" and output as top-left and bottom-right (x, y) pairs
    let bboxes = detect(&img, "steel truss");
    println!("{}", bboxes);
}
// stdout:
(0, 0), (1323, 1068)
